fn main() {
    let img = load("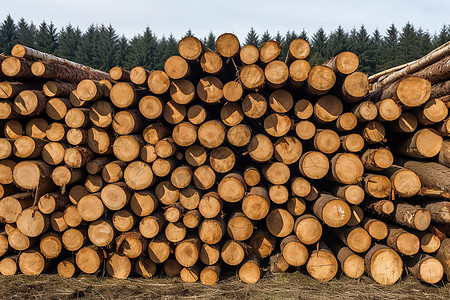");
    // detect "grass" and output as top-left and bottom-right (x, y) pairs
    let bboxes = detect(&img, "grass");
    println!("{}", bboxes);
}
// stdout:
(0, 271), (448, 300)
